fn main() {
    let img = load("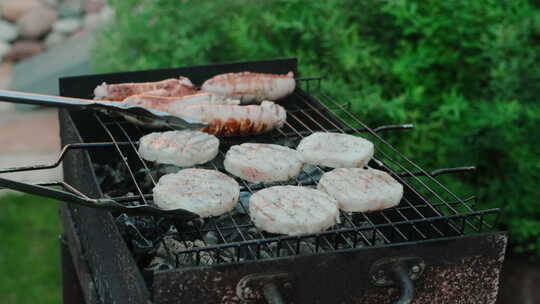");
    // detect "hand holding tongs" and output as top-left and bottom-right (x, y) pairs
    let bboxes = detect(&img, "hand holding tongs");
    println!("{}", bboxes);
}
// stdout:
(0, 89), (207, 129)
